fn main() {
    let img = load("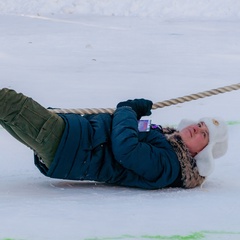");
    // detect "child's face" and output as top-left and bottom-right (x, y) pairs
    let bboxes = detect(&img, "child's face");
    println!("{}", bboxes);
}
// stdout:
(179, 122), (209, 157)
